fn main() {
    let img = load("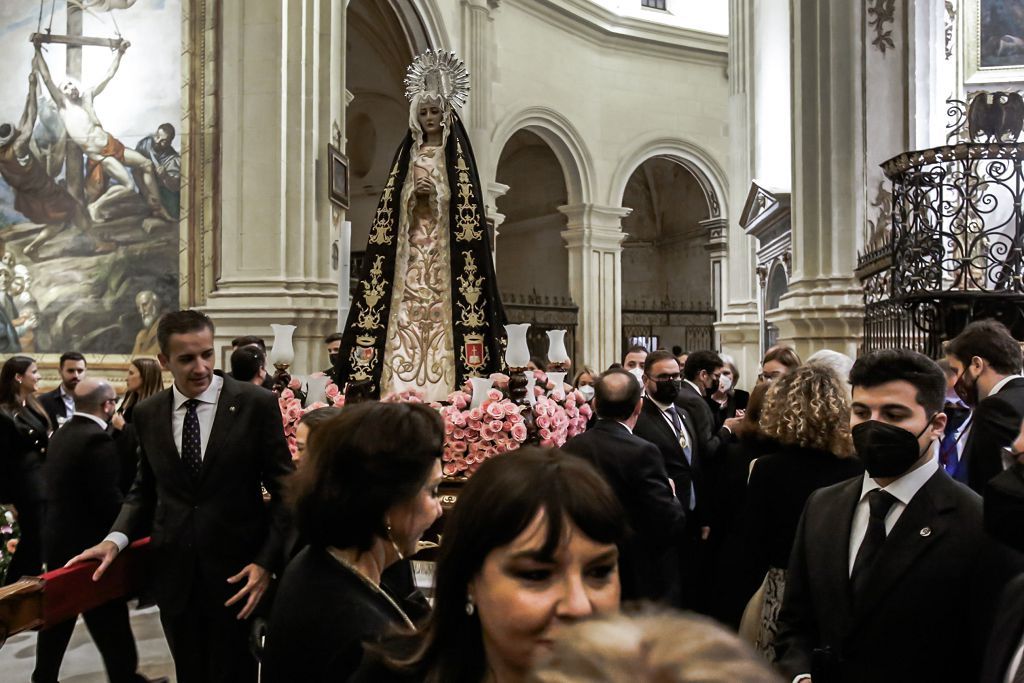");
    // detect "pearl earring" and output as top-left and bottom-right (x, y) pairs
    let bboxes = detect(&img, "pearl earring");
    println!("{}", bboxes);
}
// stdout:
(465, 596), (475, 616)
